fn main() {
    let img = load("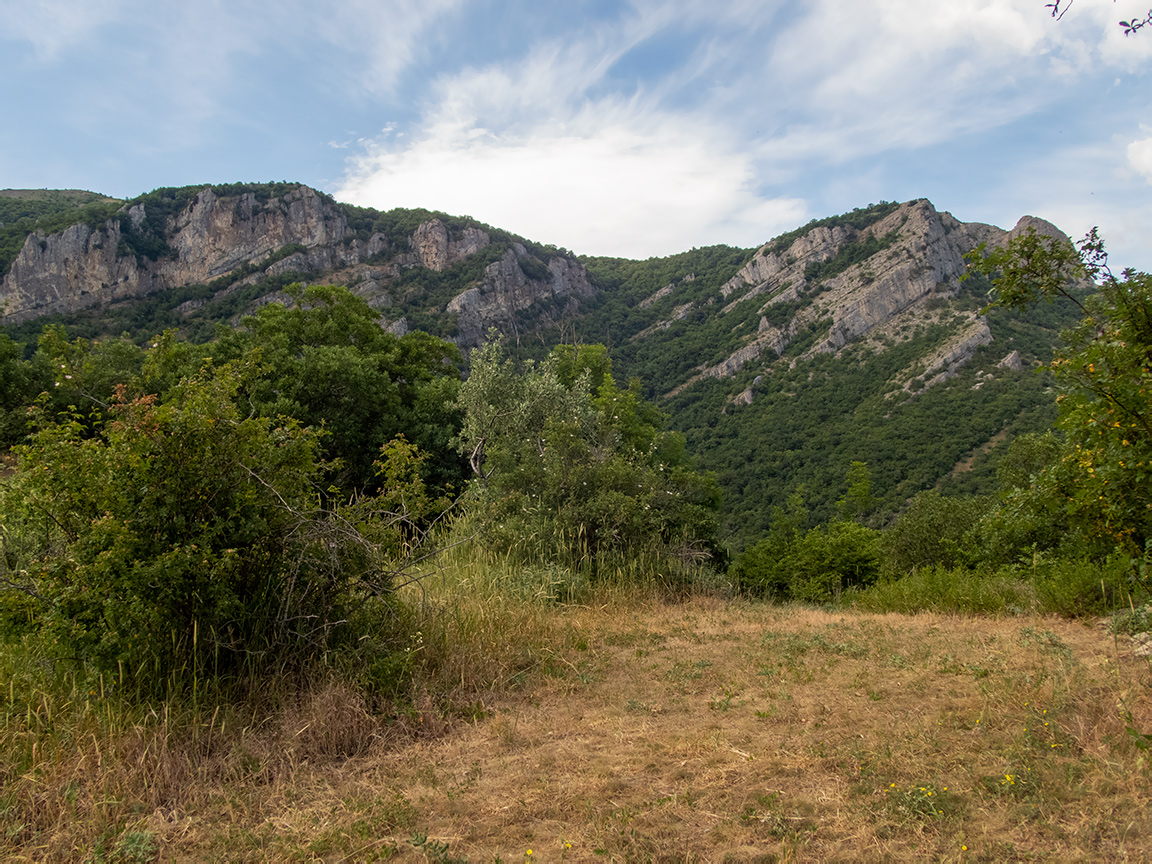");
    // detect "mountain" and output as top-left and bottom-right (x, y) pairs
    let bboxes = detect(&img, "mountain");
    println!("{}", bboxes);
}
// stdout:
(0, 183), (1083, 545)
